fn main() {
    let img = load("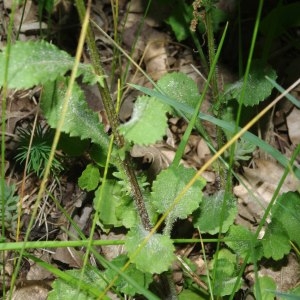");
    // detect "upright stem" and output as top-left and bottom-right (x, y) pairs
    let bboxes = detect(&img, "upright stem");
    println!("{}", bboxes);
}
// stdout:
(75, 0), (152, 231)
(204, 2), (227, 189)
(121, 154), (152, 230)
